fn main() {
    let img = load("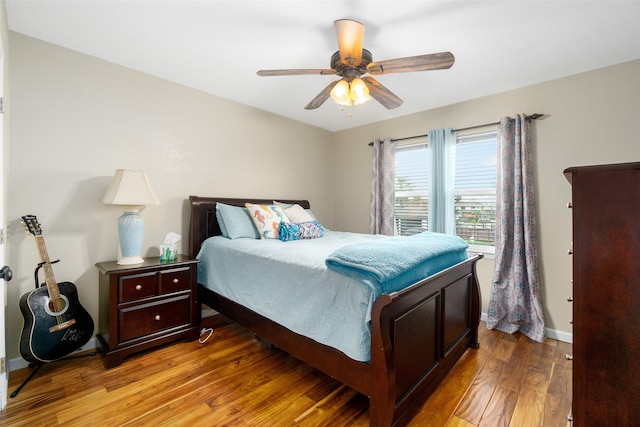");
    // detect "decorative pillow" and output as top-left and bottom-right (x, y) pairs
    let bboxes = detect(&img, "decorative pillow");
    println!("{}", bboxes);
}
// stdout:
(273, 200), (317, 221)
(284, 204), (314, 223)
(245, 203), (290, 239)
(278, 221), (325, 241)
(215, 203), (259, 239)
